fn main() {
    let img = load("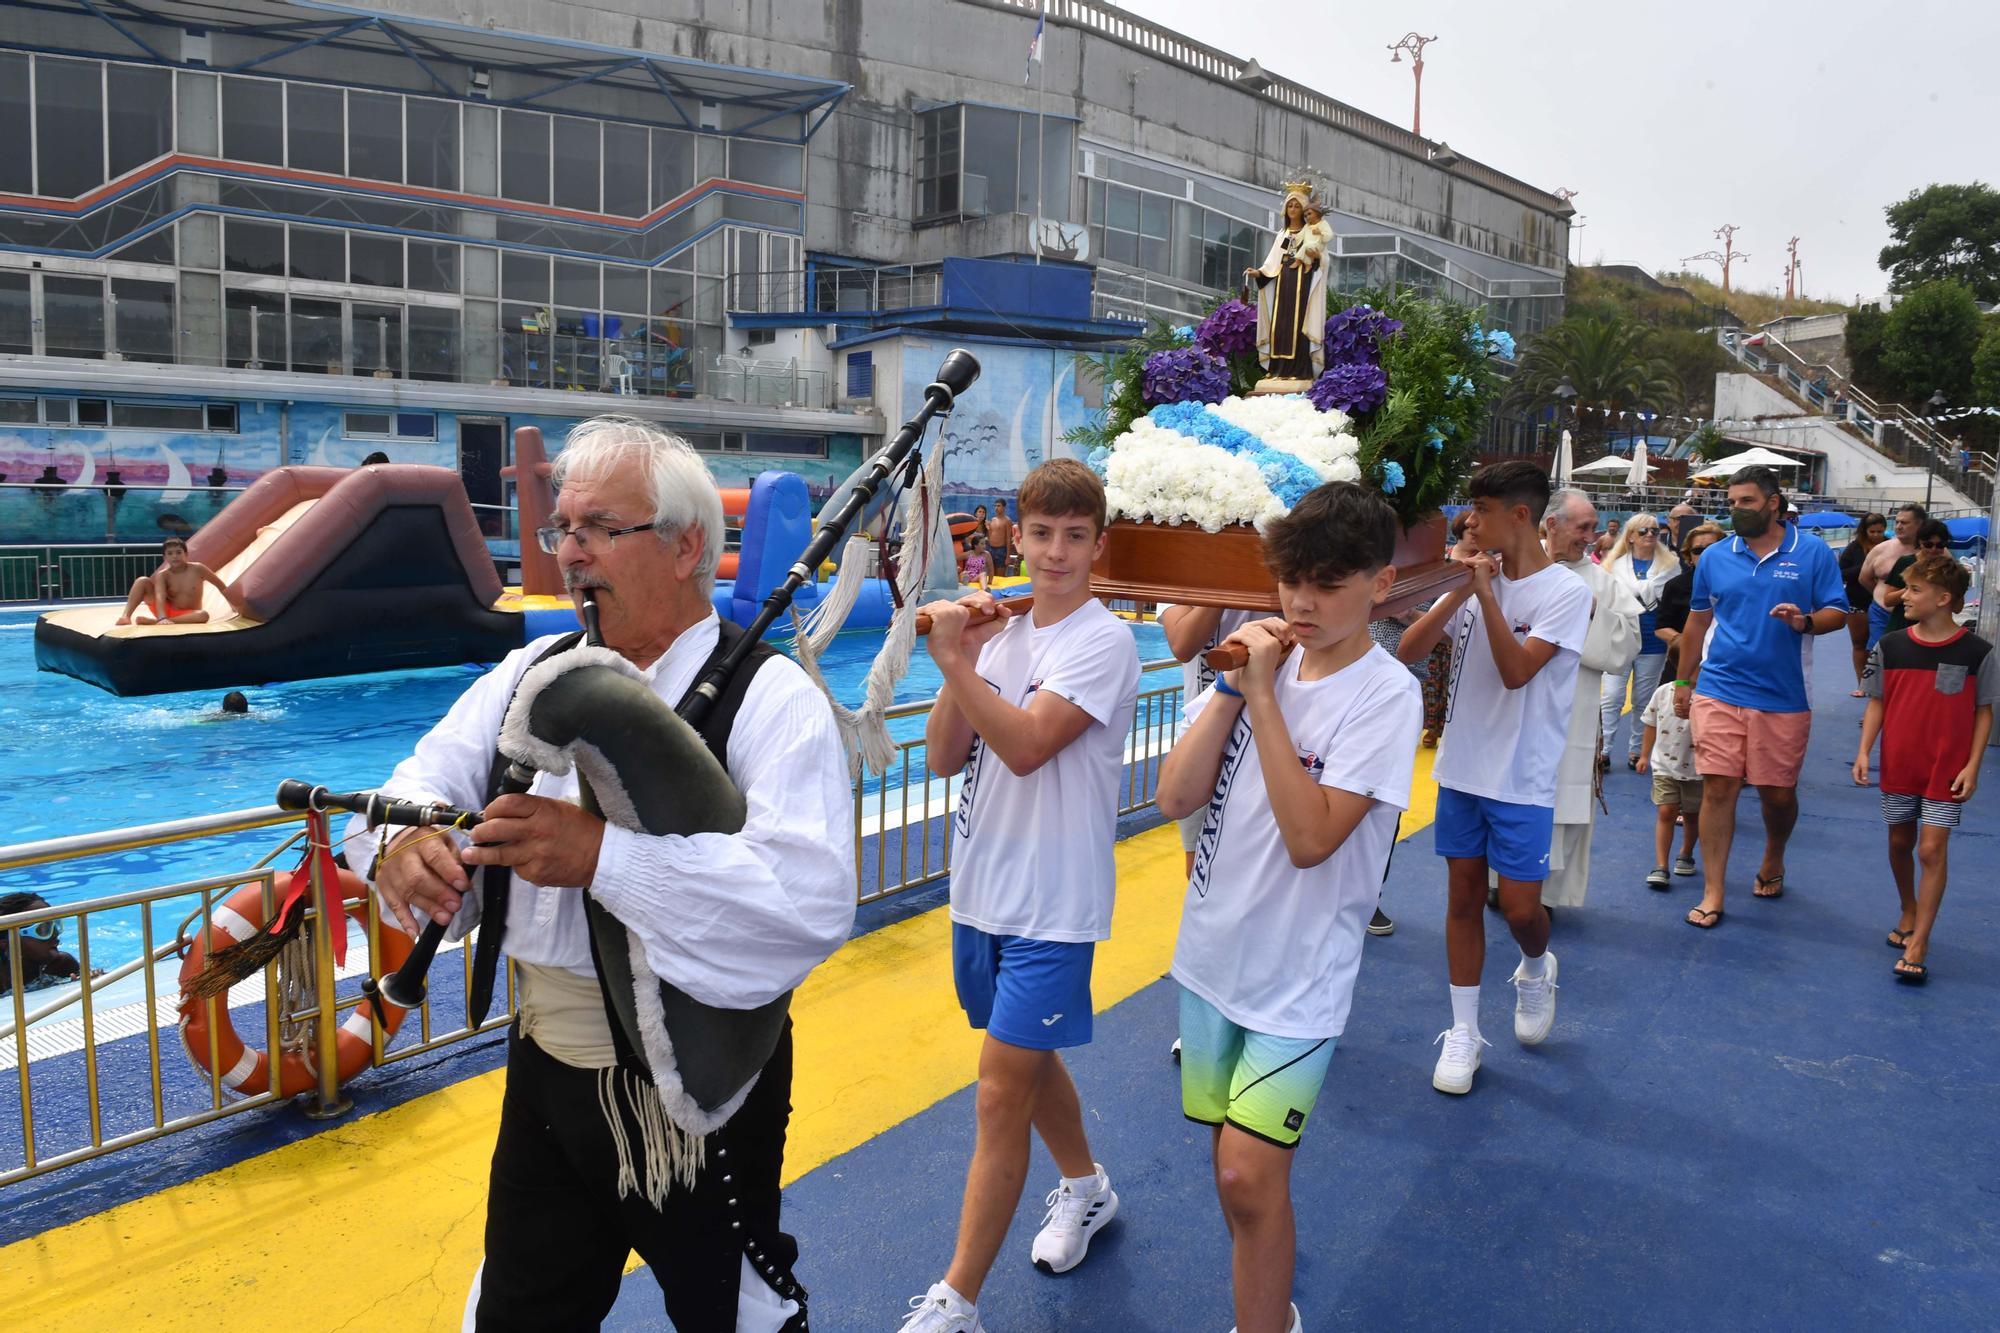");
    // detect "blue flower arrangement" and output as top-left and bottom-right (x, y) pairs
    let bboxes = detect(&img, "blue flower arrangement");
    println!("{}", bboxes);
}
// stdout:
(1148, 401), (1321, 507)
(1378, 460), (1406, 494)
